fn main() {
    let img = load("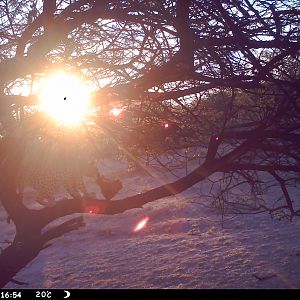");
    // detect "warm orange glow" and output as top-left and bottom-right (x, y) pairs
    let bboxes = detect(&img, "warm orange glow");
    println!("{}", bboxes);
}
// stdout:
(133, 217), (149, 232)
(39, 72), (92, 126)
(85, 205), (101, 214)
